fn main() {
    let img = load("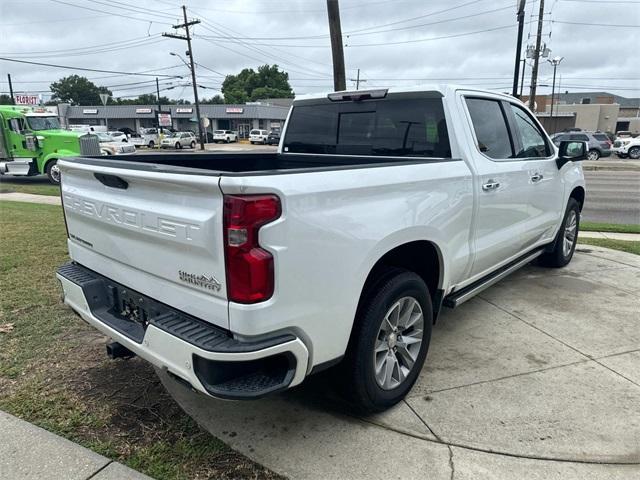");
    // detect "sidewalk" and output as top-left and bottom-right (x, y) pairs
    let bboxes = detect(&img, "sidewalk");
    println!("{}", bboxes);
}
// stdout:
(0, 411), (153, 480)
(580, 230), (640, 241)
